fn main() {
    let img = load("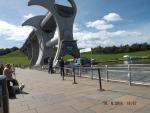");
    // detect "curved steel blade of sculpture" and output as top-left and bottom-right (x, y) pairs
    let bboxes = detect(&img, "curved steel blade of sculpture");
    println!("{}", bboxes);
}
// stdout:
(22, 39), (33, 60)
(22, 30), (39, 65)
(28, 0), (80, 67)
(27, 43), (32, 60)
(30, 31), (39, 65)
(22, 15), (55, 66)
